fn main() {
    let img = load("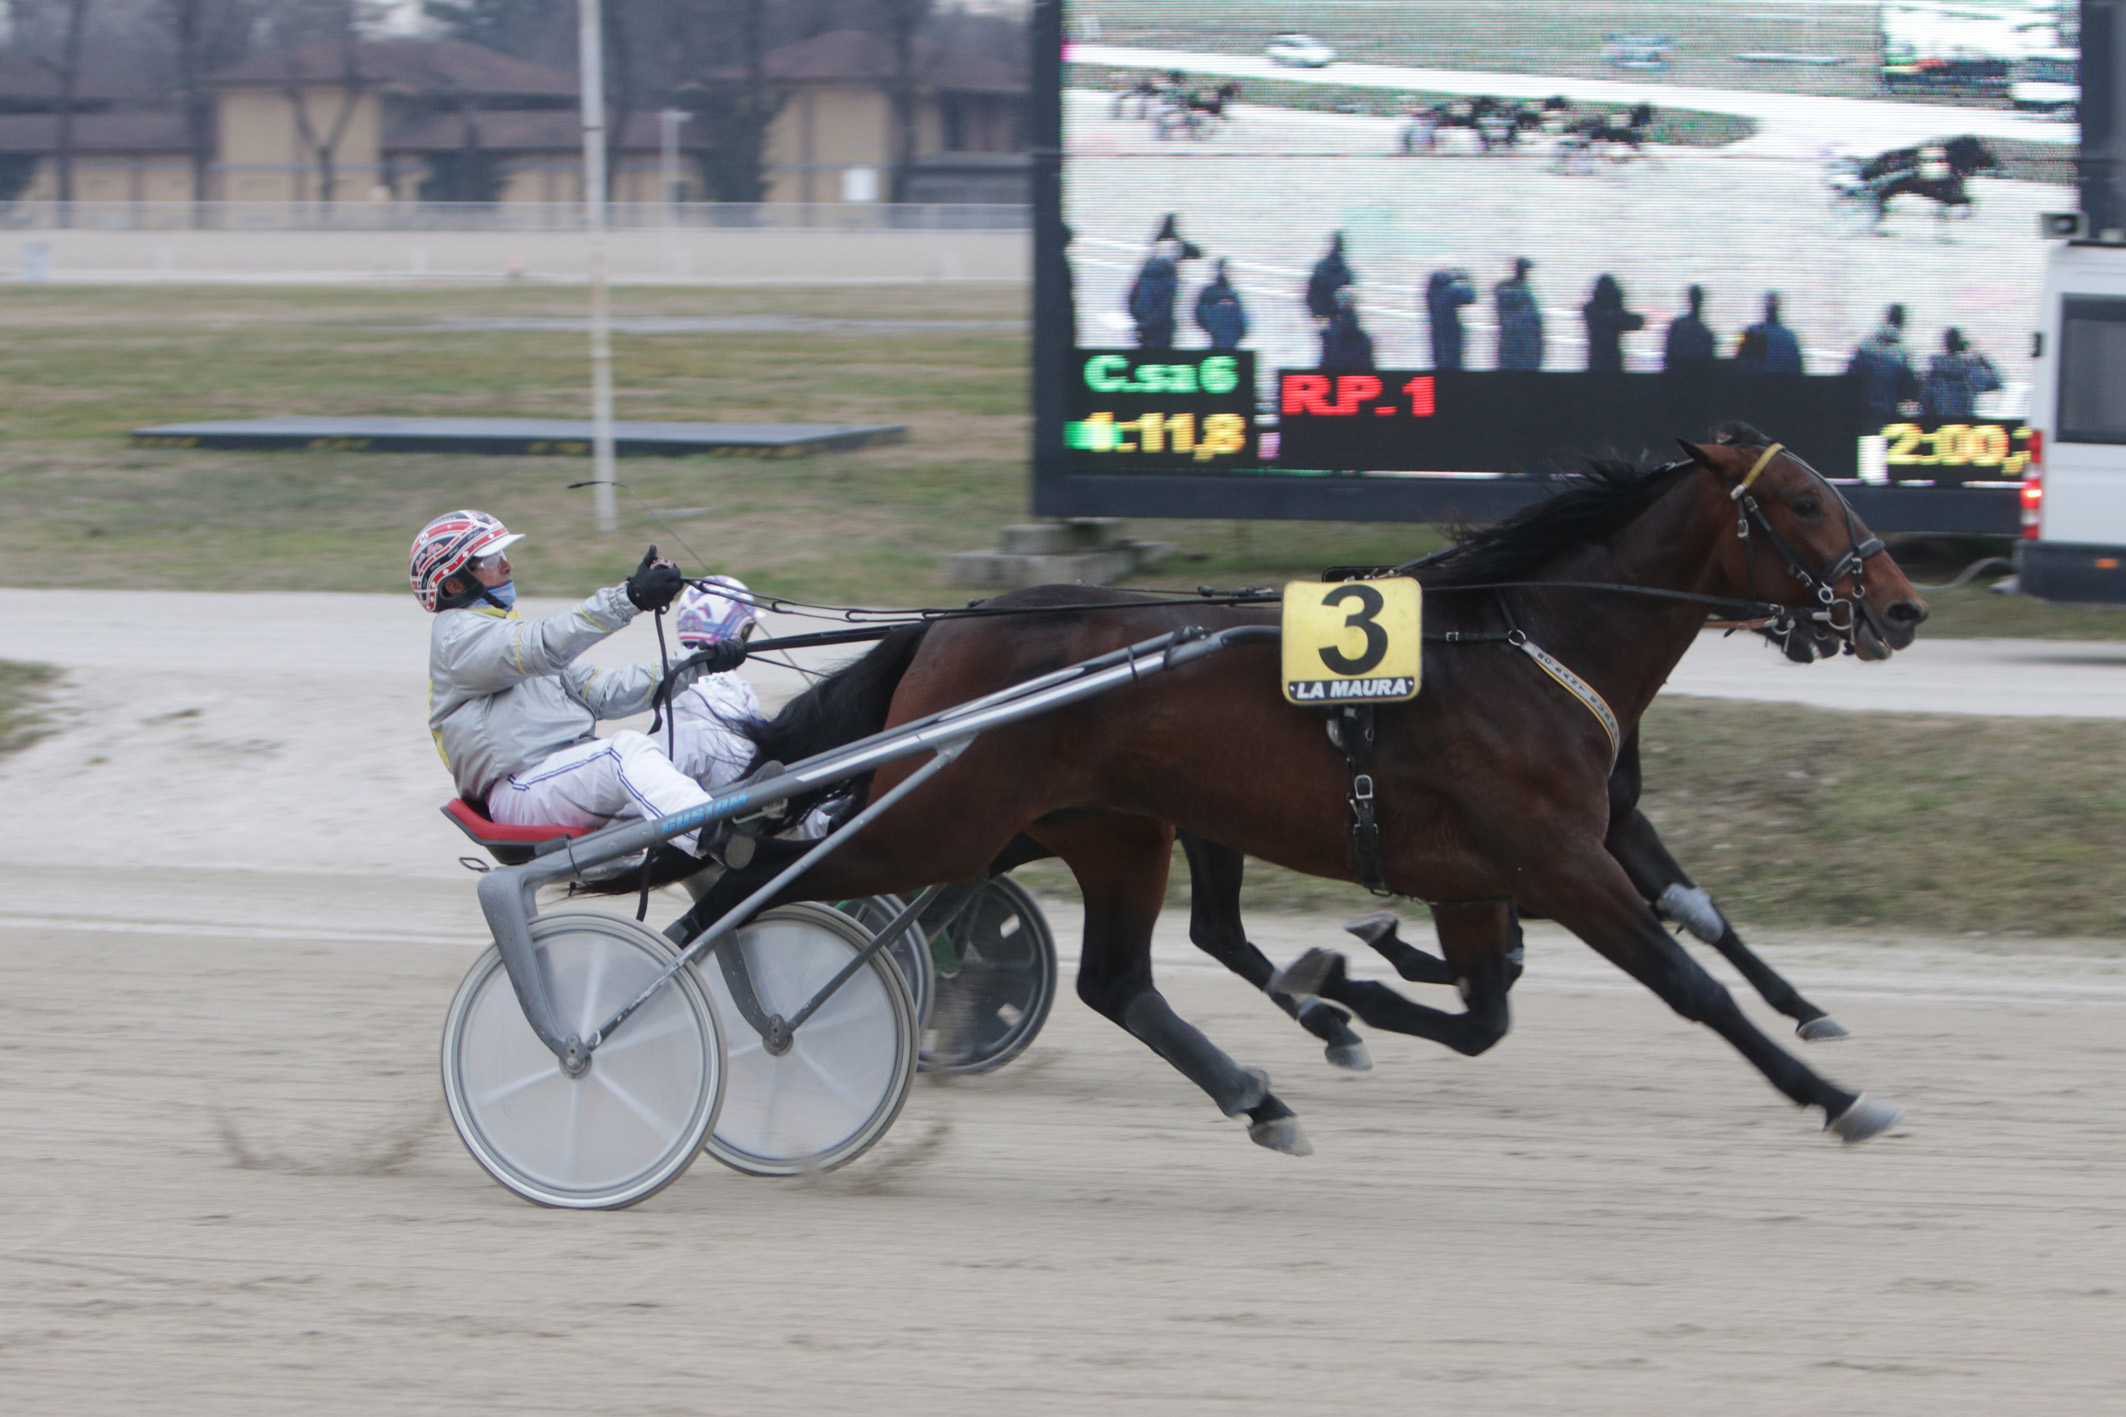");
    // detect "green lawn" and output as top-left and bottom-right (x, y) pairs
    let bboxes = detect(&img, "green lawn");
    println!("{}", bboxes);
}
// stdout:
(1024, 693), (2126, 938)
(0, 660), (58, 759)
